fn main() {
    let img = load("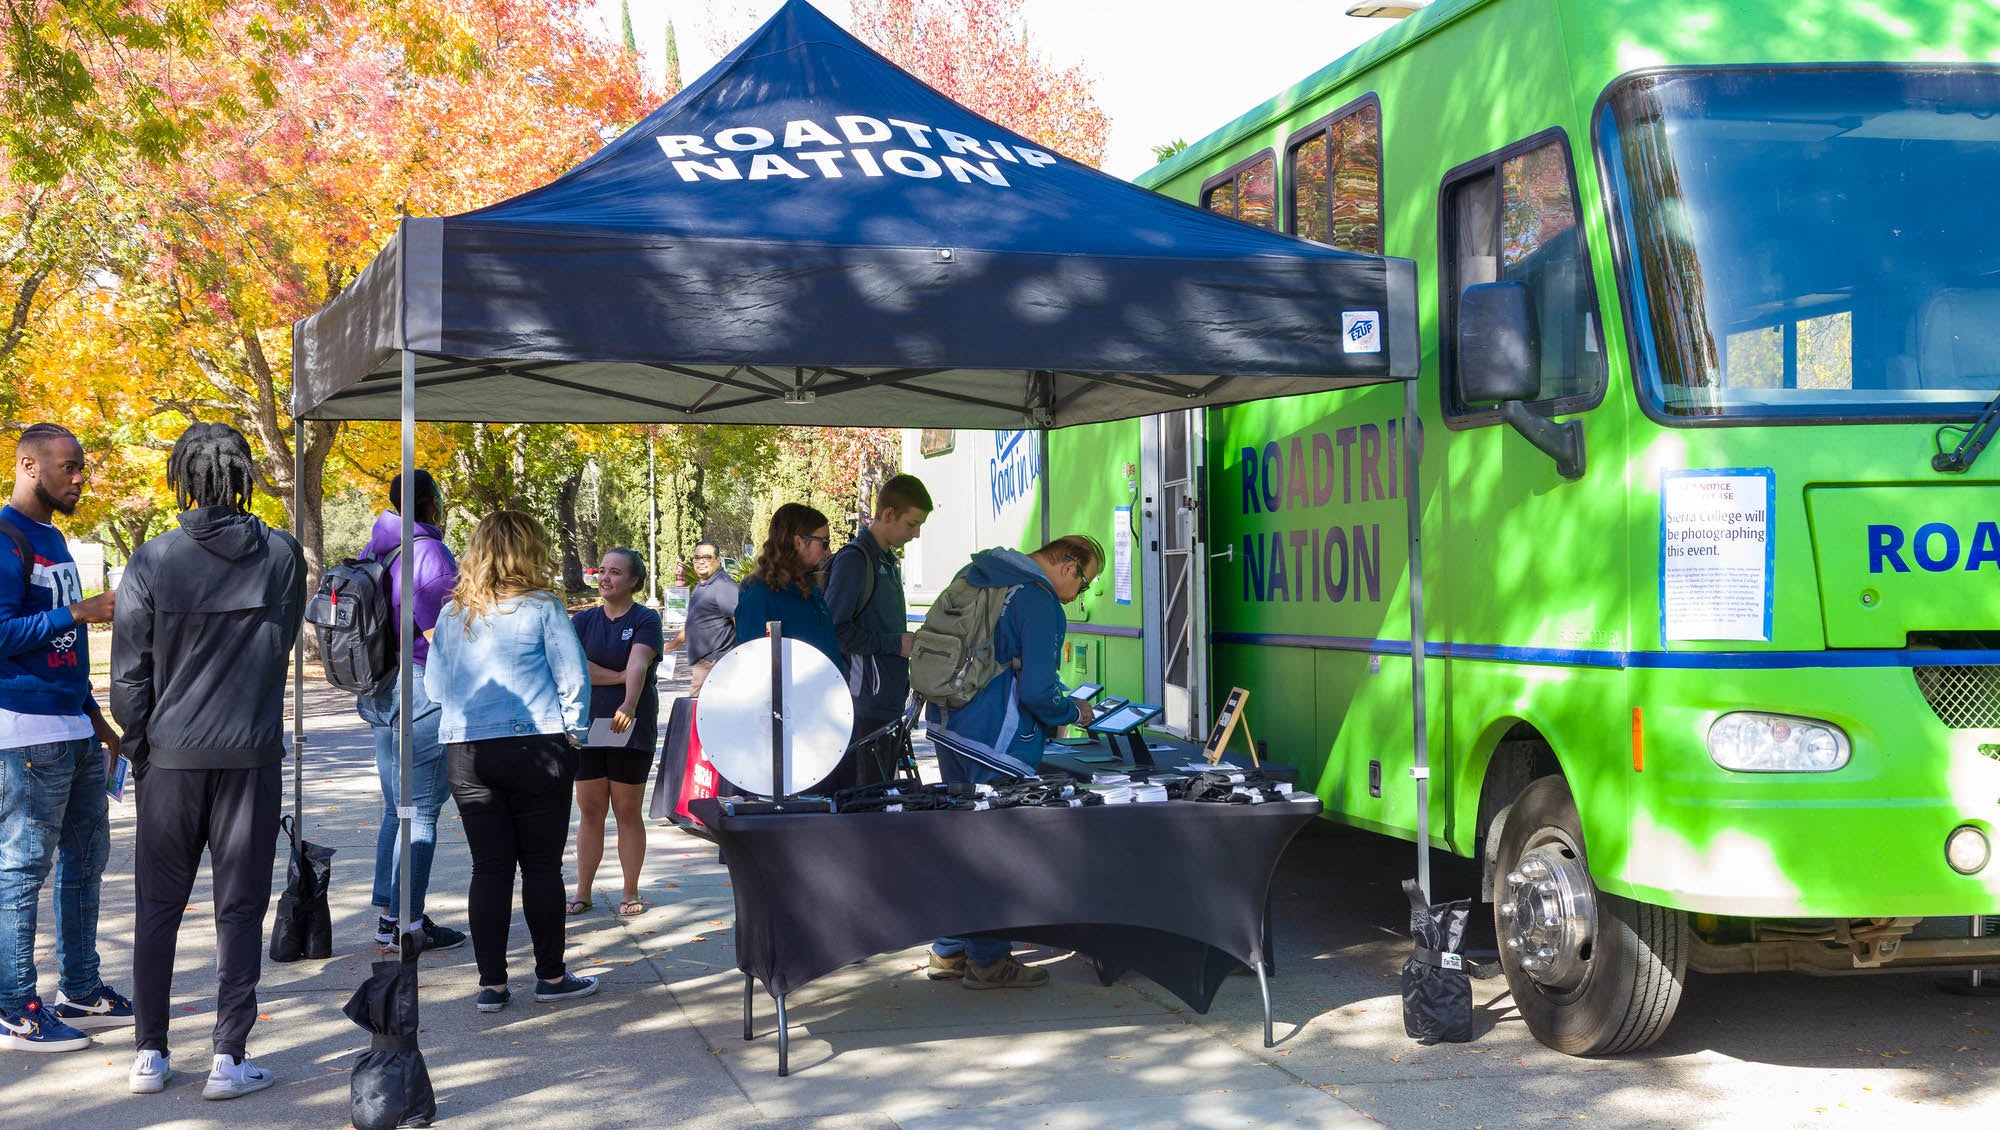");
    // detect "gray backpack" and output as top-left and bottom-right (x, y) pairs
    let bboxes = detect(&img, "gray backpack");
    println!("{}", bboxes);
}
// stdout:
(909, 574), (1020, 711)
